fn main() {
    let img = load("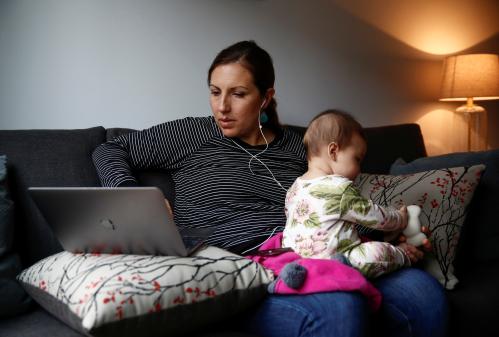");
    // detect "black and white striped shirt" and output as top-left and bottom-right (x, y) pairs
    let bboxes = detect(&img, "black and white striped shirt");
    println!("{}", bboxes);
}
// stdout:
(92, 116), (307, 254)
